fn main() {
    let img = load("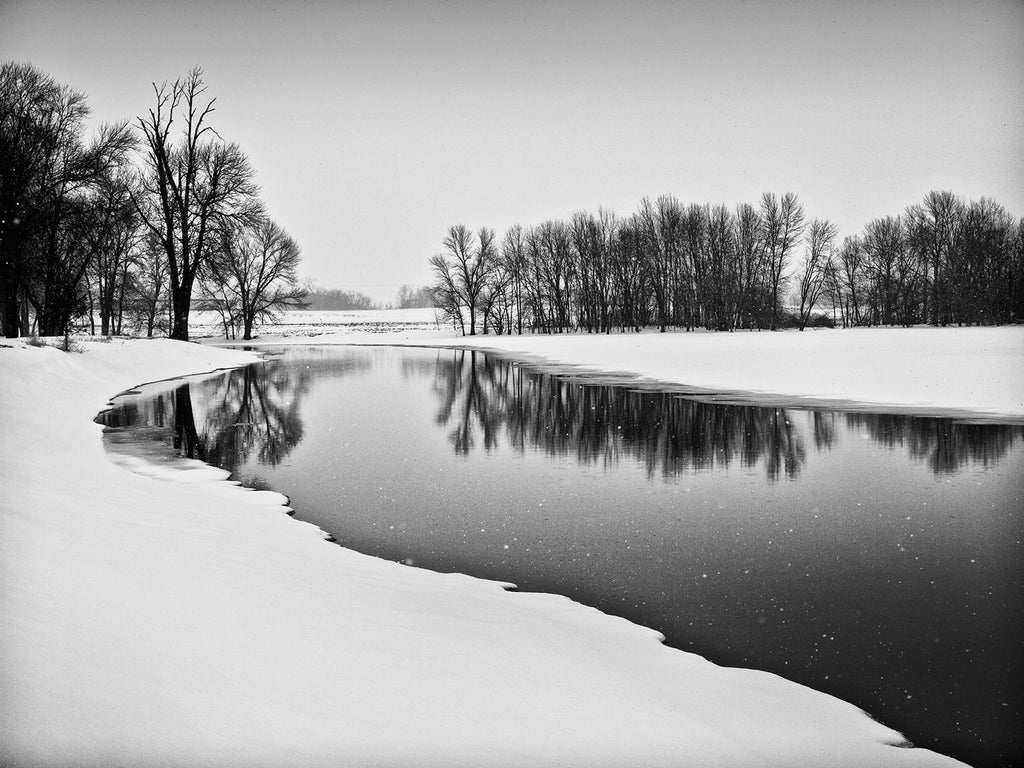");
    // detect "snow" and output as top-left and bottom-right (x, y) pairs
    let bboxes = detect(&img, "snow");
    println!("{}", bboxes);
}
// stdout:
(438, 326), (1024, 420)
(0, 335), (982, 766)
(189, 307), (442, 339)
(229, 315), (1024, 420)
